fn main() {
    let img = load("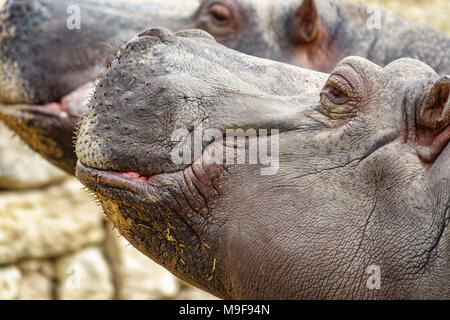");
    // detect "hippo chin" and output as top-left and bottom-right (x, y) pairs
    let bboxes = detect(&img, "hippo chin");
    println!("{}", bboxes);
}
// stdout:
(75, 28), (450, 299)
(1, 0), (449, 176)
